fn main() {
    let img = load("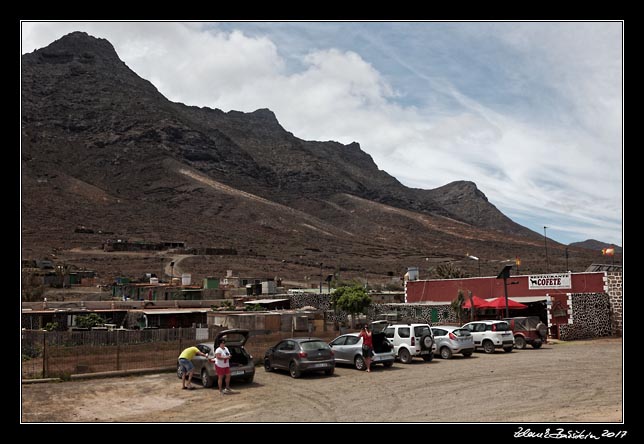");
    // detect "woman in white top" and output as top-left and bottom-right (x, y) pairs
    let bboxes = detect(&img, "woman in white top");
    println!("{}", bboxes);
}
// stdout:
(213, 338), (232, 394)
